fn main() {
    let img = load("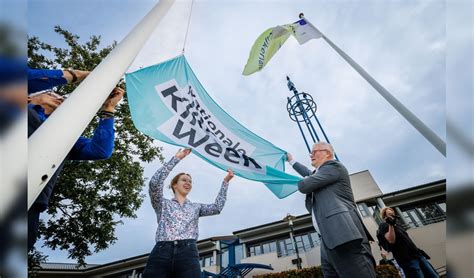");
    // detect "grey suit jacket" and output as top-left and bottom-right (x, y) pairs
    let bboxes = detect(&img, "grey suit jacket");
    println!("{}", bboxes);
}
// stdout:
(293, 160), (374, 249)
